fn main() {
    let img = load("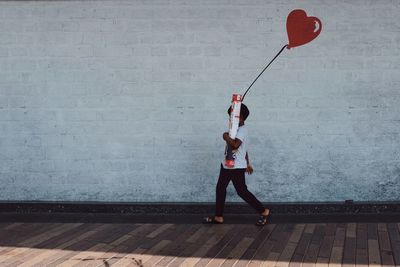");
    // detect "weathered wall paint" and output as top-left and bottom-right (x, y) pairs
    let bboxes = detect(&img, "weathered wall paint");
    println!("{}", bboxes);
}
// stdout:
(0, 0), (399, 202)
